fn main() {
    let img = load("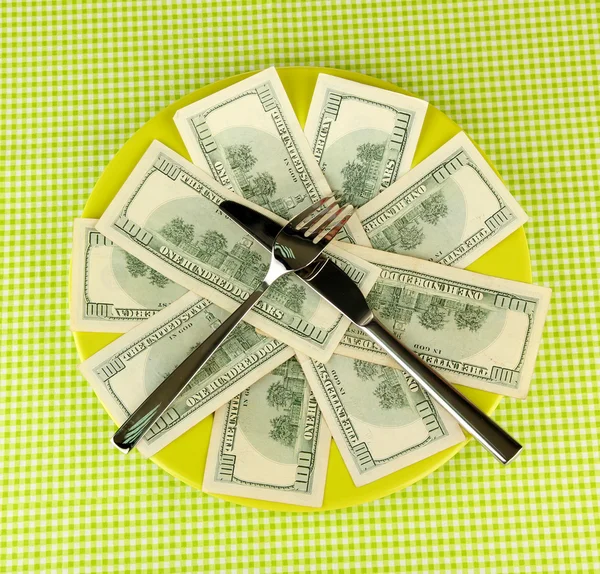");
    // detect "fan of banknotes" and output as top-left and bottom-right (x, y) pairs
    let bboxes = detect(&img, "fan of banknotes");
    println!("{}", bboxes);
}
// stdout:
(71, 68), (550, 508)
